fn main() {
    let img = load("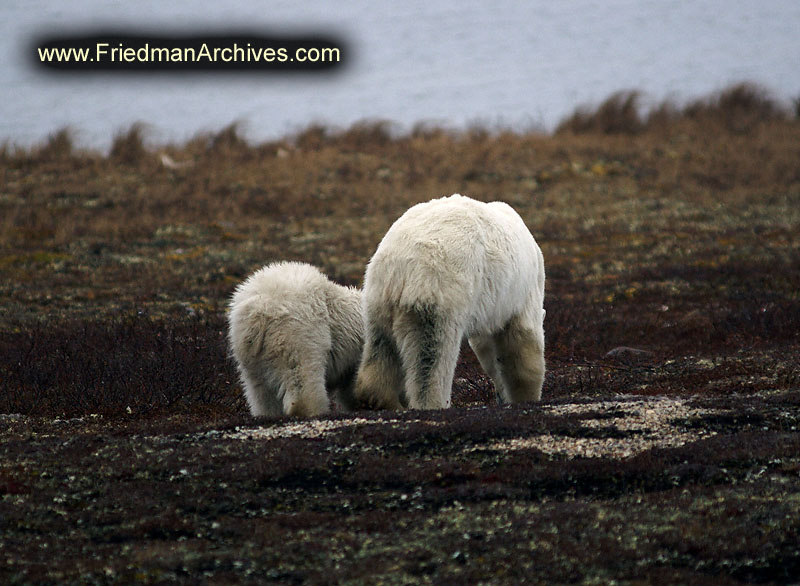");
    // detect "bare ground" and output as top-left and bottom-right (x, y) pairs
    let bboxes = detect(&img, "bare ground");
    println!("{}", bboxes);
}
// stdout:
(2, 392), (800, 584)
